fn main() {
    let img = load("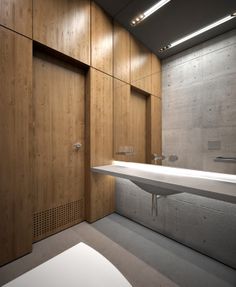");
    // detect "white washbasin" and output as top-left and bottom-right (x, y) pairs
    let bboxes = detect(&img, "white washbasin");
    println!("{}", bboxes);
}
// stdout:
(91, 162), (236, 204)
(131, 180), (181, 196)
